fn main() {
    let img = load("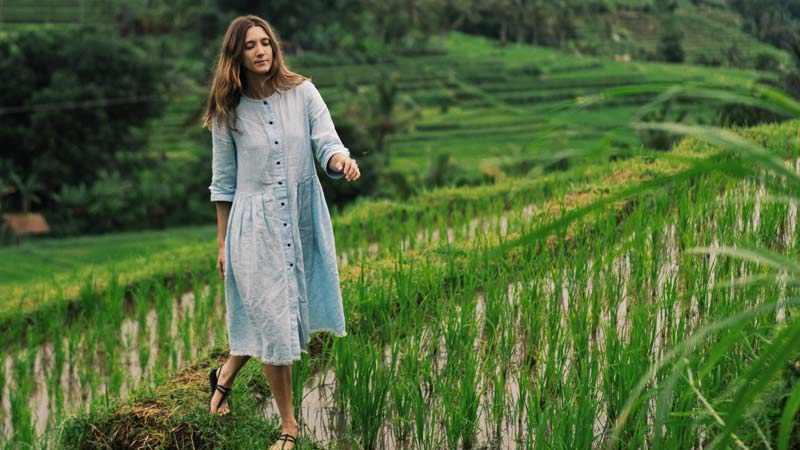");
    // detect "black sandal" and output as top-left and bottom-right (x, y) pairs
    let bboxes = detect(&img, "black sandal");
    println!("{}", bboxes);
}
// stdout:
(209, 365), (233, 414)
(275, 433), (297, 449)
